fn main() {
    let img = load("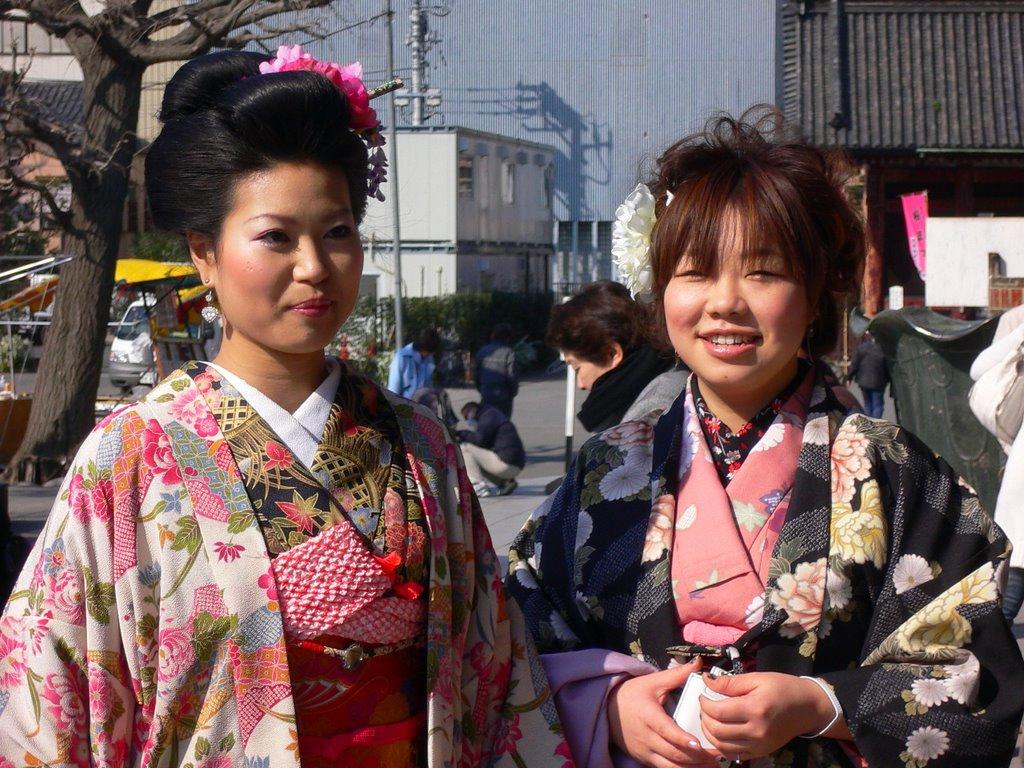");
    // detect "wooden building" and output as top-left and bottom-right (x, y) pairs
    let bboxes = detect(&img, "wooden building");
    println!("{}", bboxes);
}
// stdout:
(780, 0), (1024, 314)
